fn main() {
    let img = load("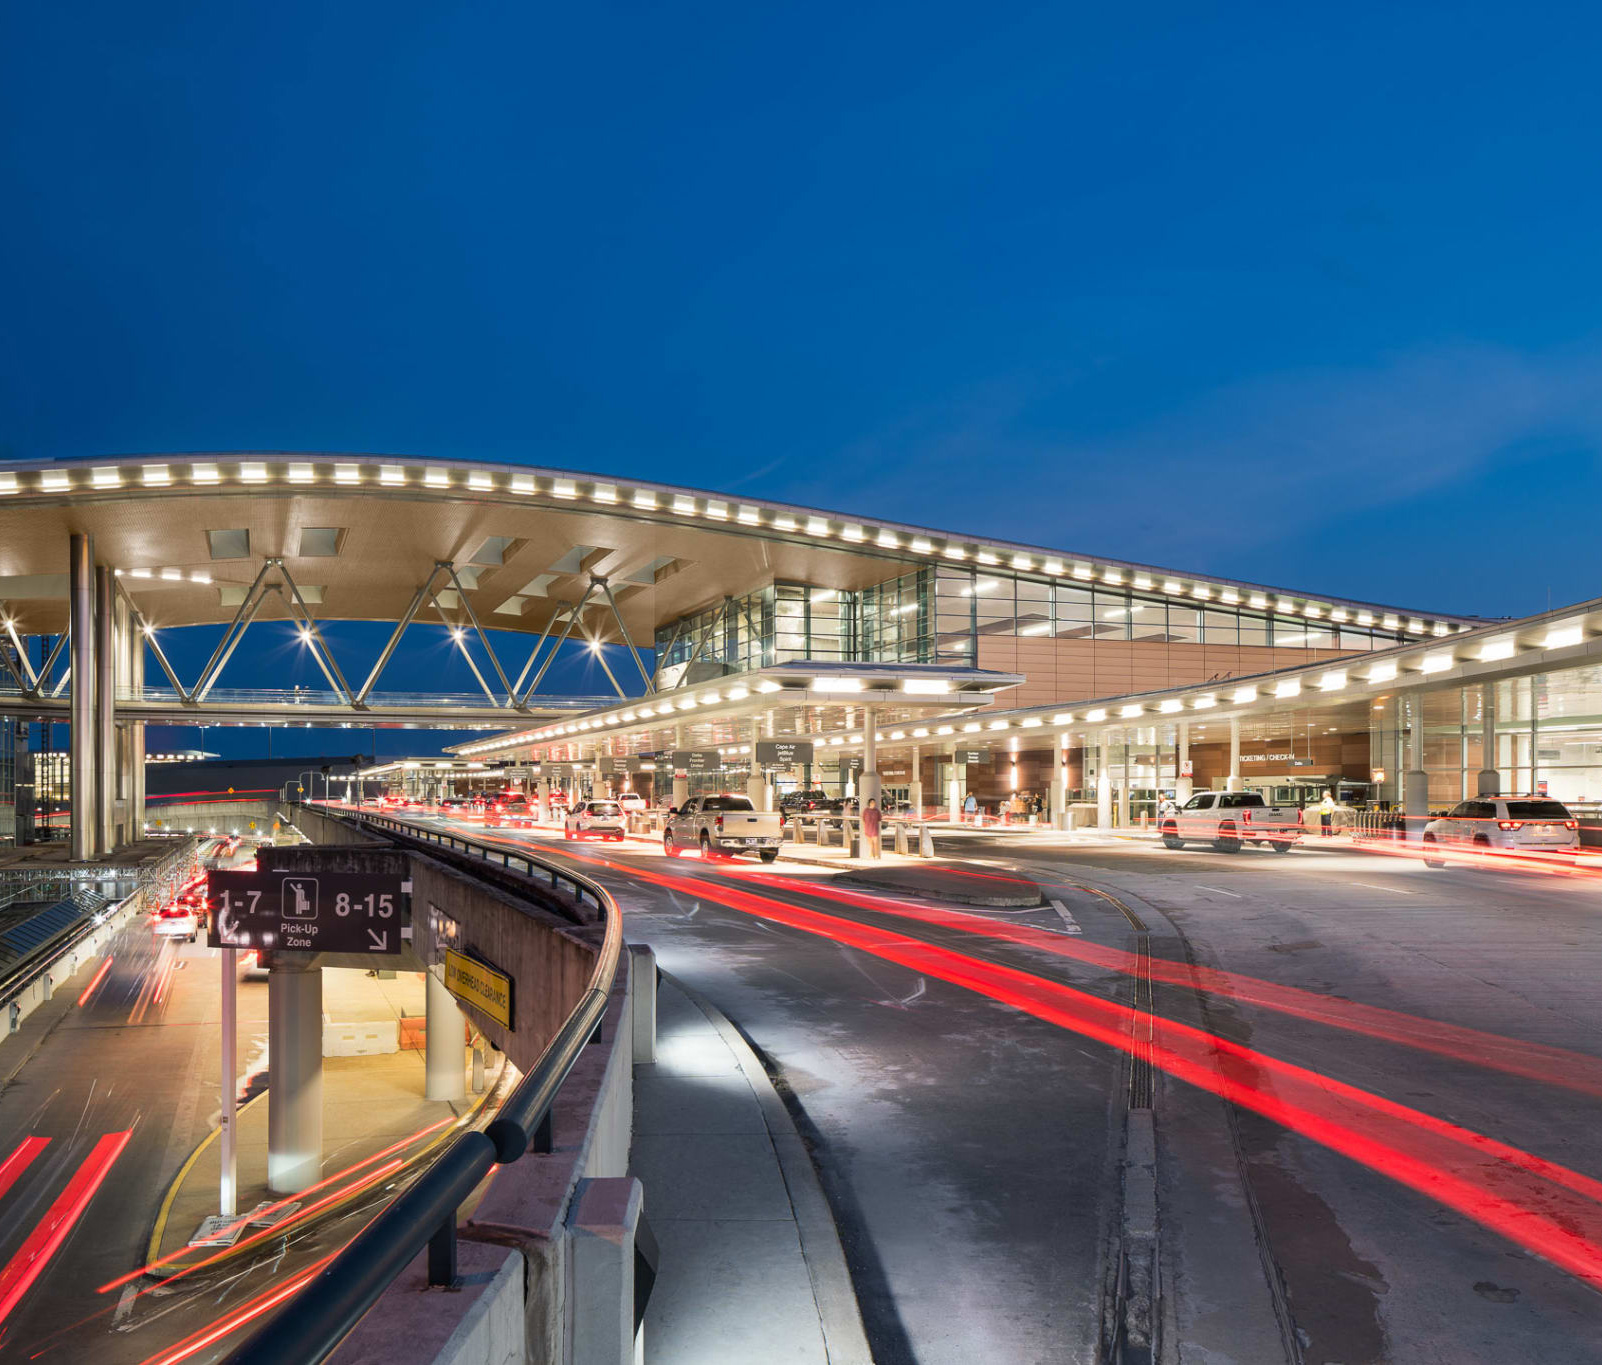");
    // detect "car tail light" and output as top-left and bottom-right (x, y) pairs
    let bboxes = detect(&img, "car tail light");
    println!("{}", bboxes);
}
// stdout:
(715, 815), (724, 832)
(1243, 809), (1252, 824)
(1498, 820), (1523, 831)
(779, 811), (787, 826)
(1565, 820), (1579, 830)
